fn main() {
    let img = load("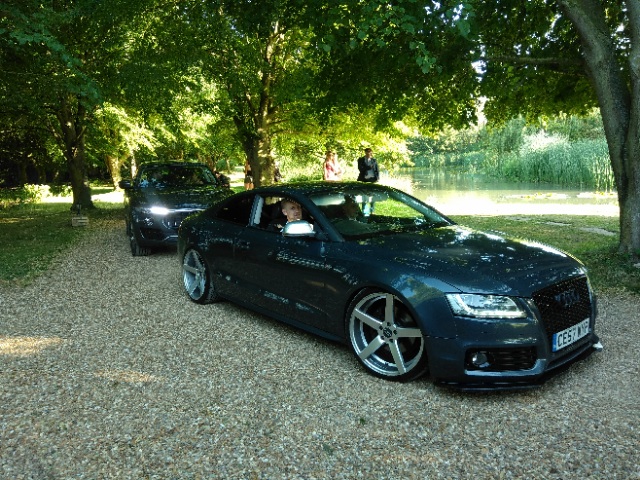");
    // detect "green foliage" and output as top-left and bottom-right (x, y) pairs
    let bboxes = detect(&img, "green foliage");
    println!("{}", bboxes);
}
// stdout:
(492, 135), (613, 189)
(0, 203), (85, 285)
(407, 126), (484, 169)
(479, 114), (614, 190)
(405, 111), (613, 190)
(0, 184), (72, 207)
(472, 0), (598, 122)
(310, 0), (478, 131)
